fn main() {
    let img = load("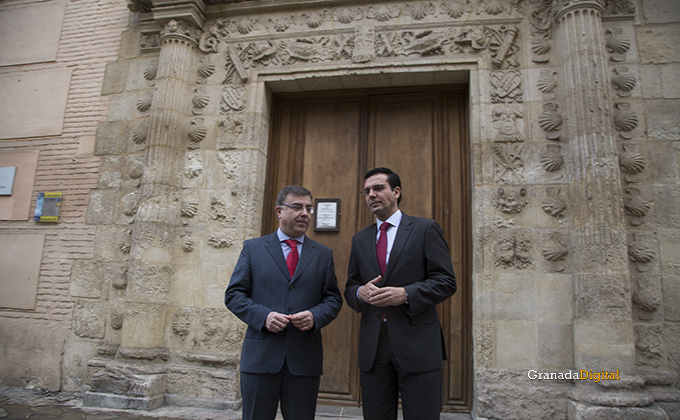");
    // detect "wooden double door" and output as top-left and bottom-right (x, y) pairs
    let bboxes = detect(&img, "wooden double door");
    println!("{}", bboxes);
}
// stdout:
(263, 85), (471, 412)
